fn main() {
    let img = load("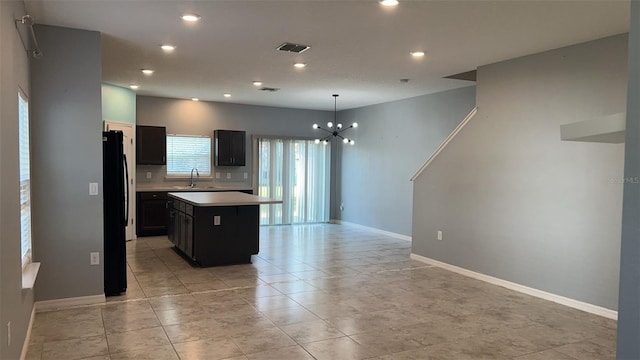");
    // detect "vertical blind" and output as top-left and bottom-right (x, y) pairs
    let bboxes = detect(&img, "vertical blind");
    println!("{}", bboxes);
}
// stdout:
(18, 91), (32, 268)
(257, 138), (330, 225)
(166, 134), (211, 177)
